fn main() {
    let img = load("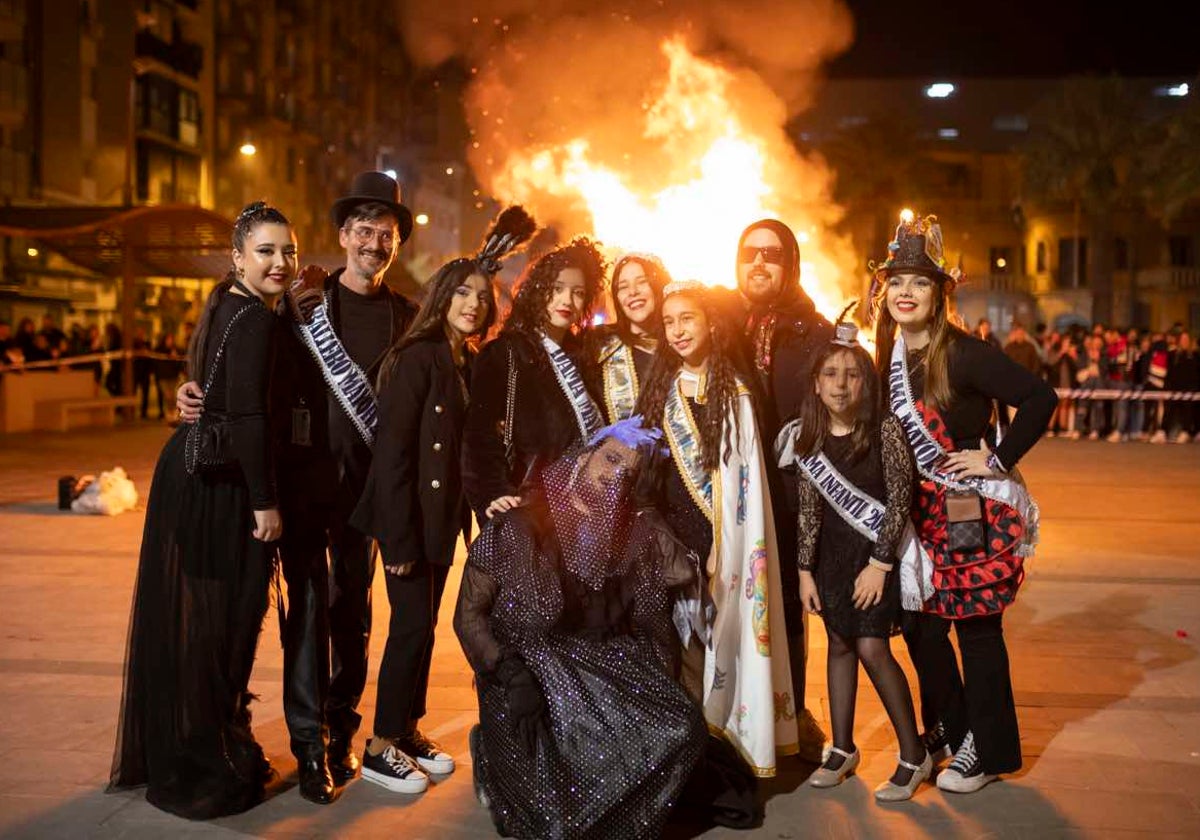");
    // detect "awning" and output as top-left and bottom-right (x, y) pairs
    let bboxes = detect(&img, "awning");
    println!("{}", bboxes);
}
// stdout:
(0, 203), (234, 279)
